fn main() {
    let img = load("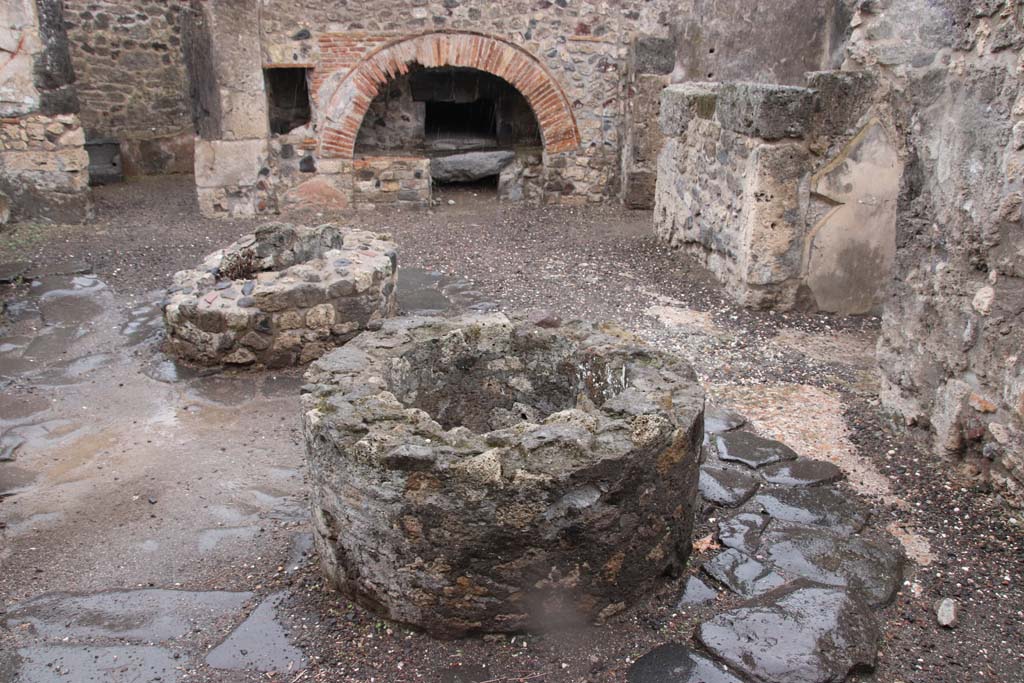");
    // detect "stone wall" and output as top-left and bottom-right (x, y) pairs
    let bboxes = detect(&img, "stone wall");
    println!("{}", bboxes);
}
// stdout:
(672, 0), (854, 86)
(63, 0), (193, 176)
(0, 0), (91, 223)
(190, 0), (678, 216)
(847, 0), (1024, 504)
(350, 156), (431, 210)
(654, 75), (900, 313)
(621, 37), (674, 209)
